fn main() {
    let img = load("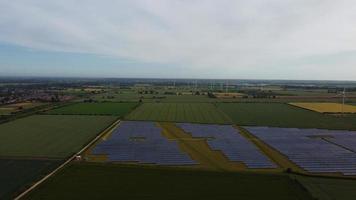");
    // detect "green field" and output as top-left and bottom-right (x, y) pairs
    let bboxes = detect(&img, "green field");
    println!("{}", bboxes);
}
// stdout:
(126, 103), (231, 124)
(0, 159), (60, 200)
(0, 115), (116, 158)
(94, 90), (216, 103)
(46, 102), (138, 116)
(217, 103), (356, 130)
(26, 163), (312, 200)
(296, 176), (356, 200)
